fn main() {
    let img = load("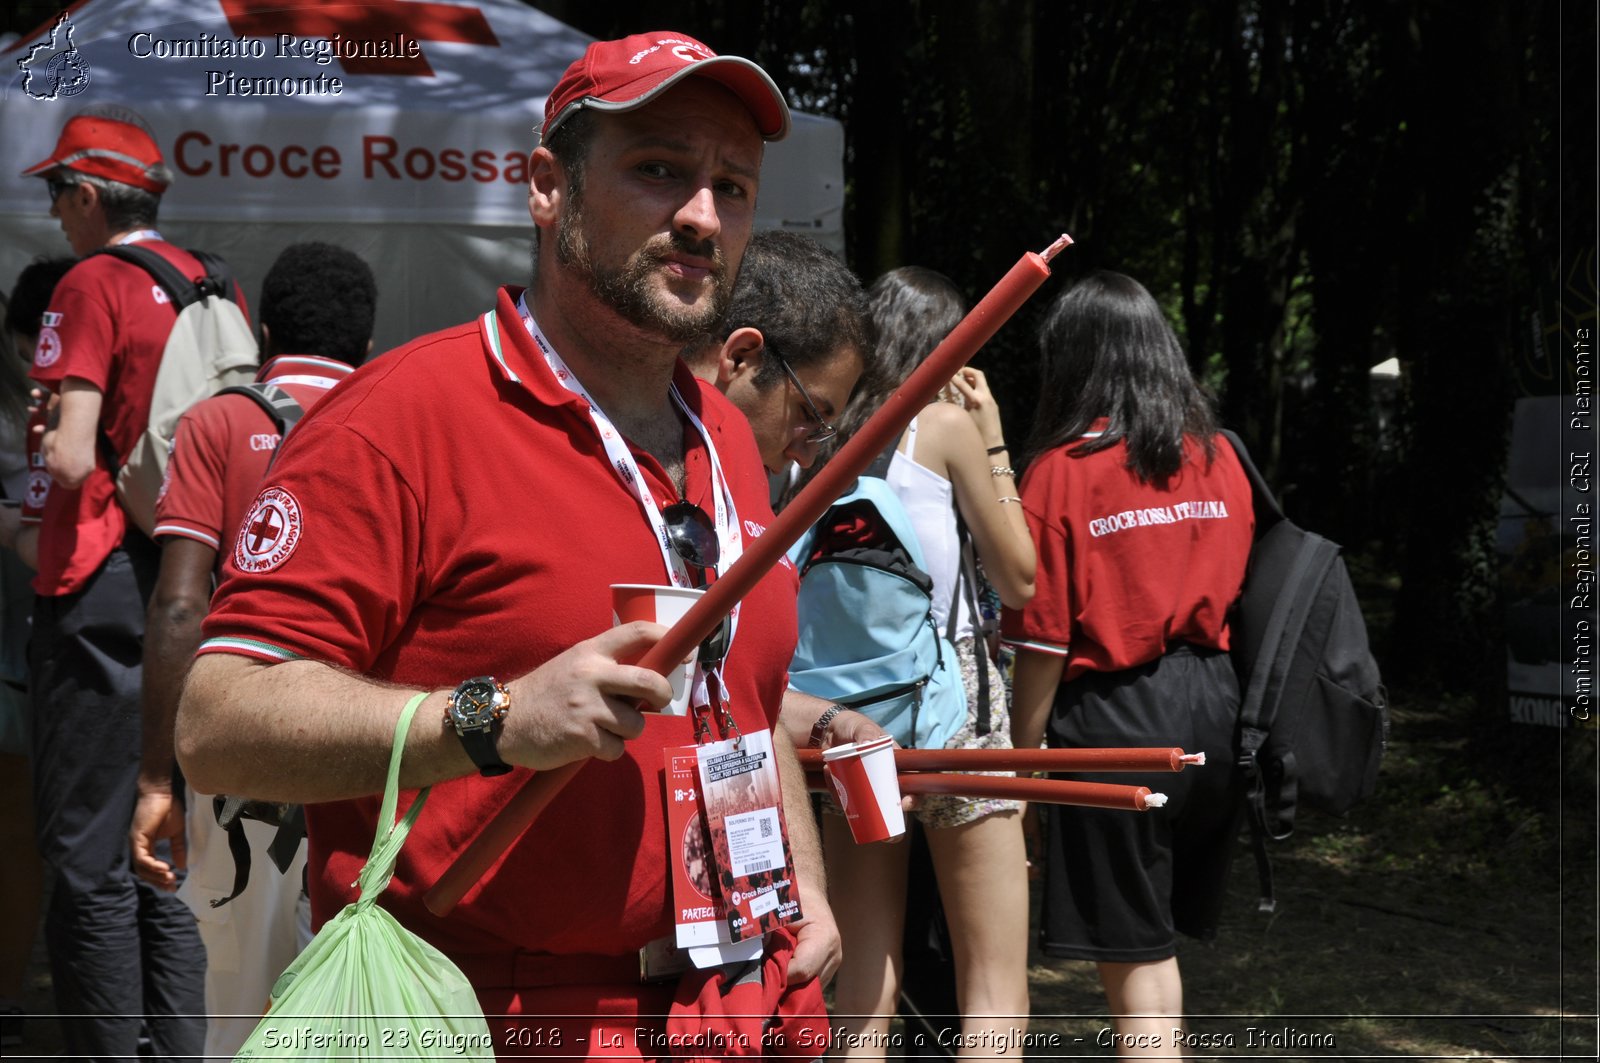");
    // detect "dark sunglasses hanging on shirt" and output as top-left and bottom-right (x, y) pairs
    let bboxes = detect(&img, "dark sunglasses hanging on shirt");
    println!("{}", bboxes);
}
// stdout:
(661, 500), (730, 664)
